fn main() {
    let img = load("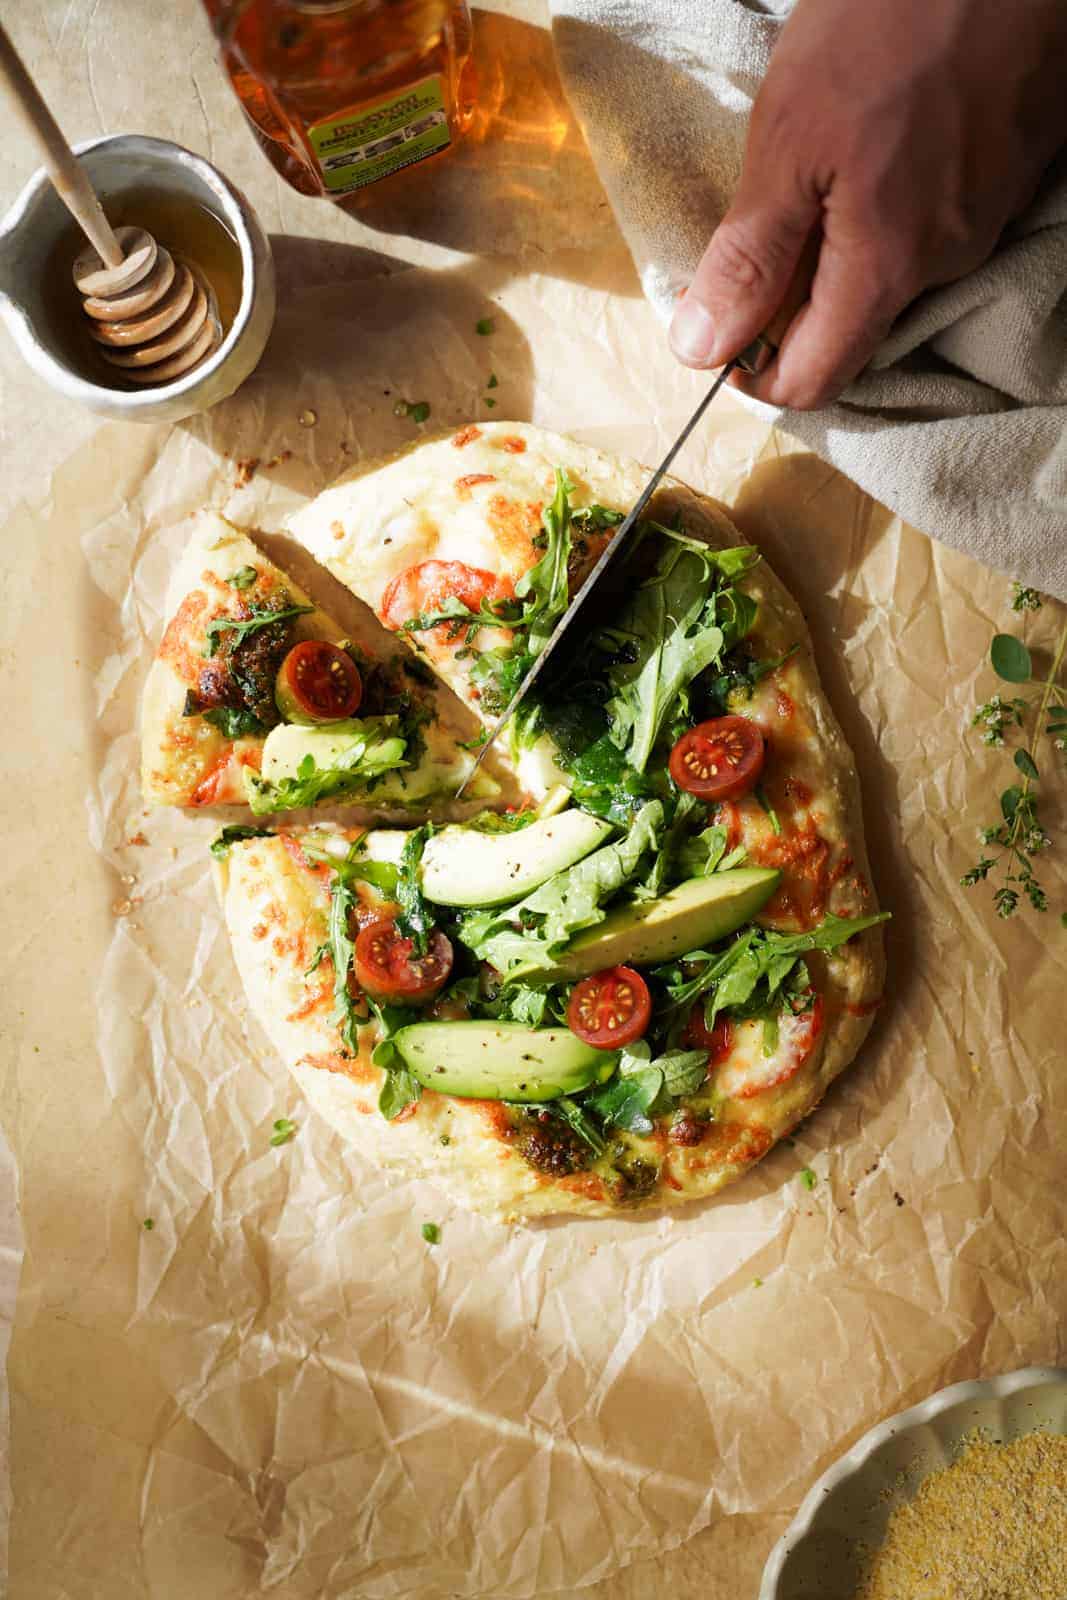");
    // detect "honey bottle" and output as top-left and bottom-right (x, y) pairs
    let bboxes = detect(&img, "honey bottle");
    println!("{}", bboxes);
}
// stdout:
(201, 0), (475, 203)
